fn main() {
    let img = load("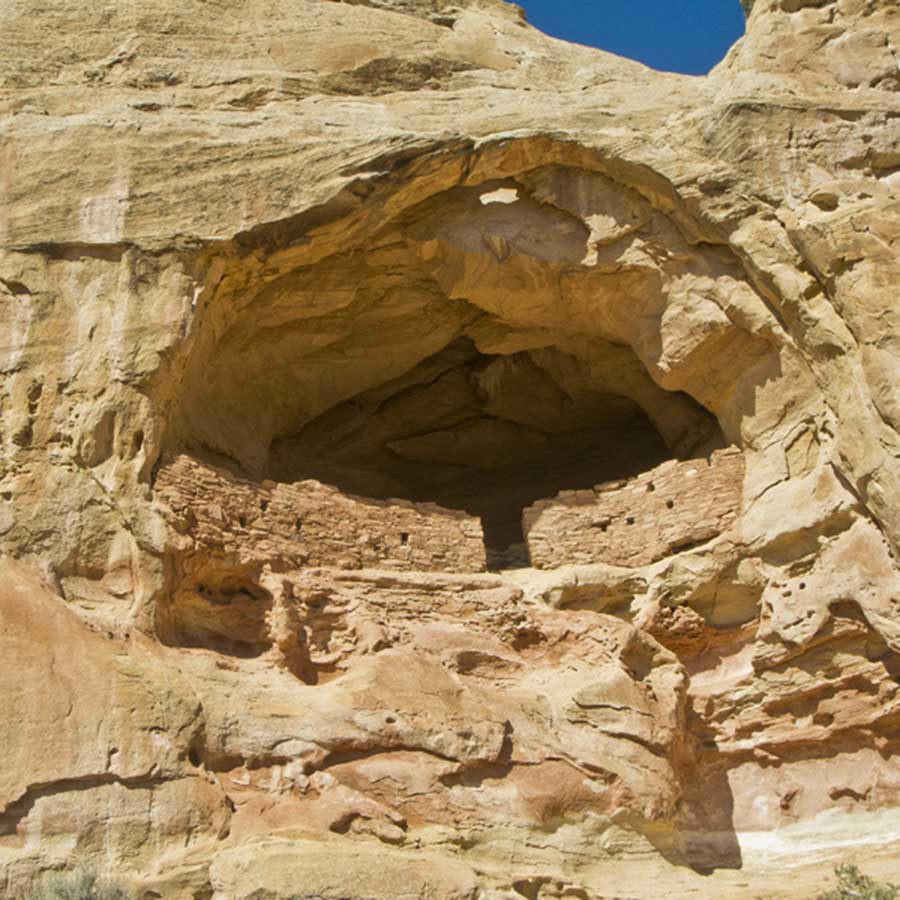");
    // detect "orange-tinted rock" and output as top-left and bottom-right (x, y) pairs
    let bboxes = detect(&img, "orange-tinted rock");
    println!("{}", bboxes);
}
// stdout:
(155, 452), (486, 573)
